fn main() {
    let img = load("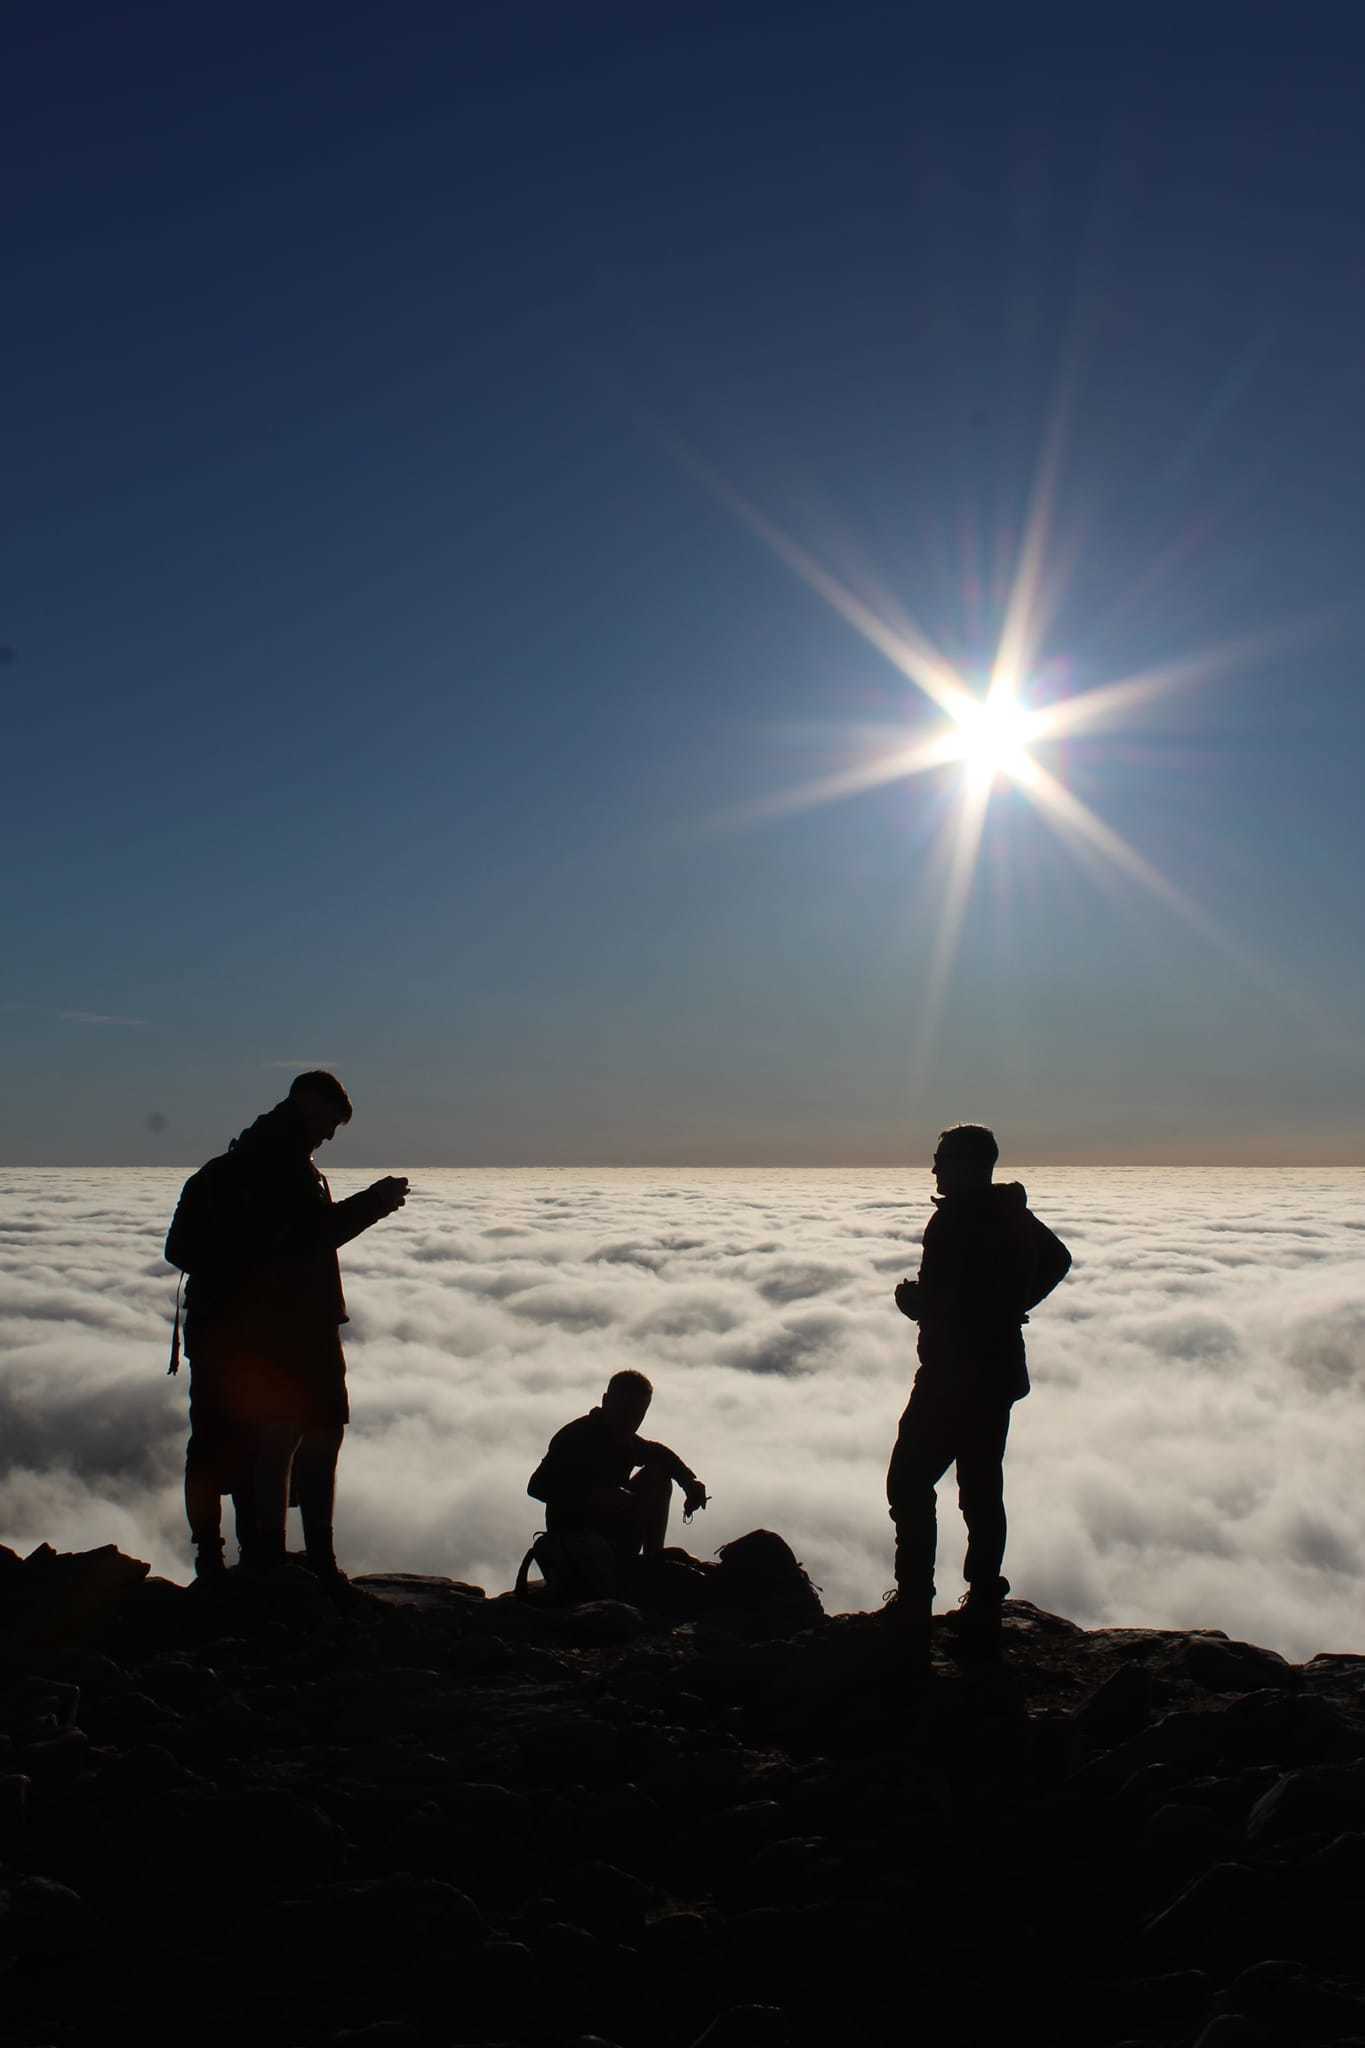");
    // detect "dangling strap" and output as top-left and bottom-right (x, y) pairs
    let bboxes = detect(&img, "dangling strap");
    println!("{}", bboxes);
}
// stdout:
(168, 1274), (184, 1376)
(514, 1542), (538, 1599)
